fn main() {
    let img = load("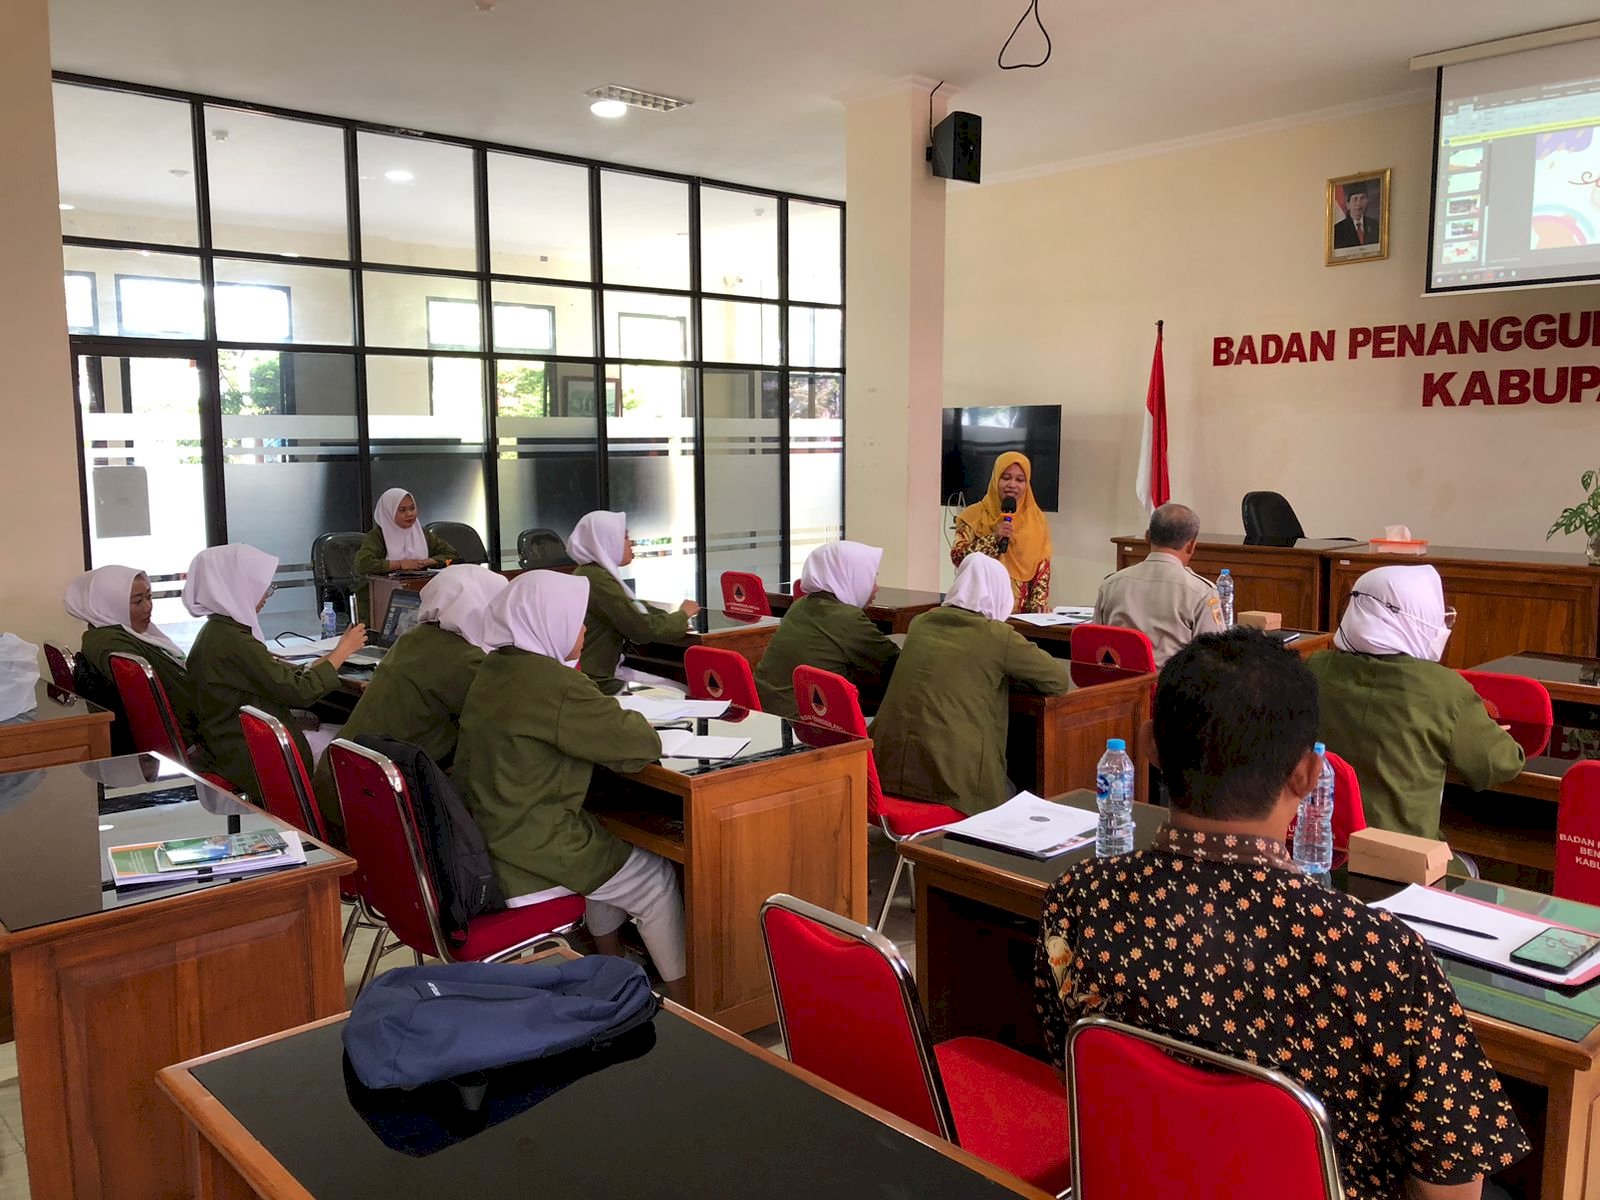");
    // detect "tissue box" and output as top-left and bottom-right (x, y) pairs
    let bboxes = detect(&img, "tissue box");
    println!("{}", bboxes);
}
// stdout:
(1237, 611), (1282, 631)
(1347, 828), (1451, 884)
